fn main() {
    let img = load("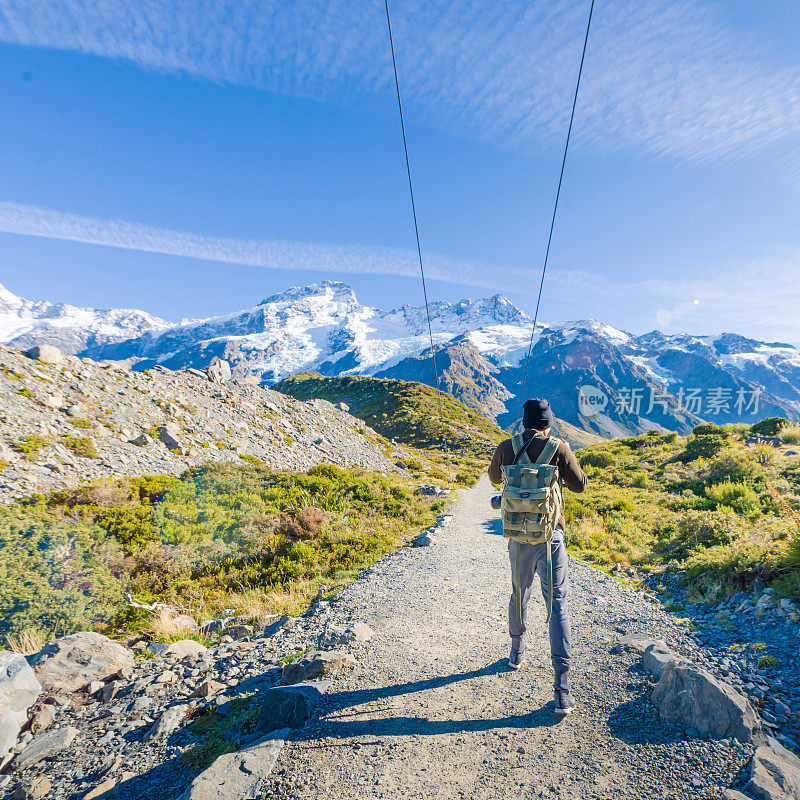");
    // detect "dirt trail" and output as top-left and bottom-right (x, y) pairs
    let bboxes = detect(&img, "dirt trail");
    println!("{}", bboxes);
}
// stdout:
(263, 476), (751, 800)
